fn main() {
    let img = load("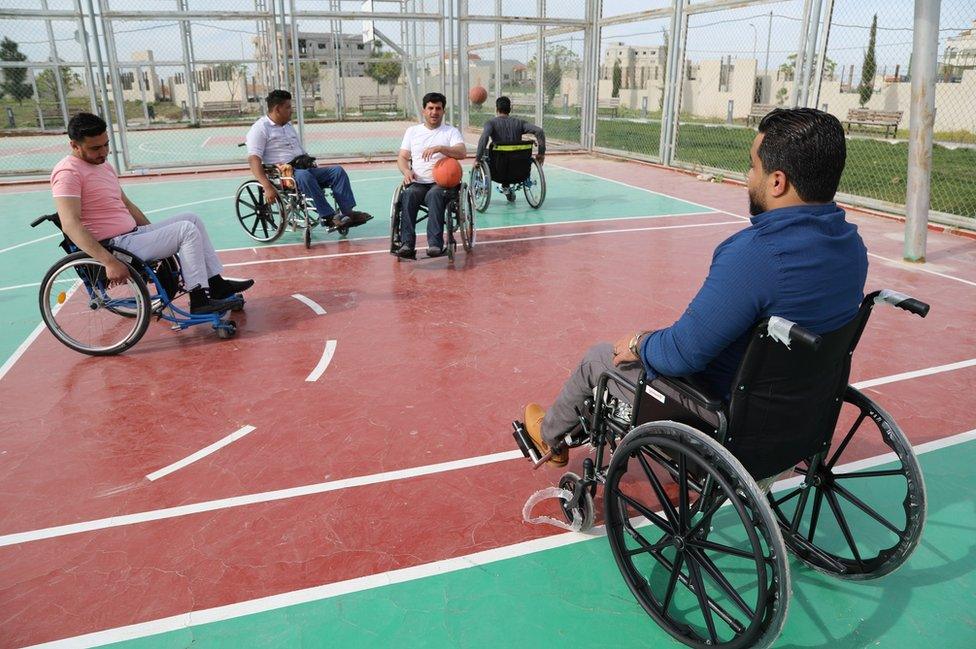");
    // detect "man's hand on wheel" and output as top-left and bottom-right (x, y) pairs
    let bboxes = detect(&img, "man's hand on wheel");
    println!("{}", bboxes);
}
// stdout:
(105, 257), (130, 287)
(402, 171), (415, 186)
(536, 154), (545, 166)
(612, 333), (639, 367)
(263, 185), (278, 205)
